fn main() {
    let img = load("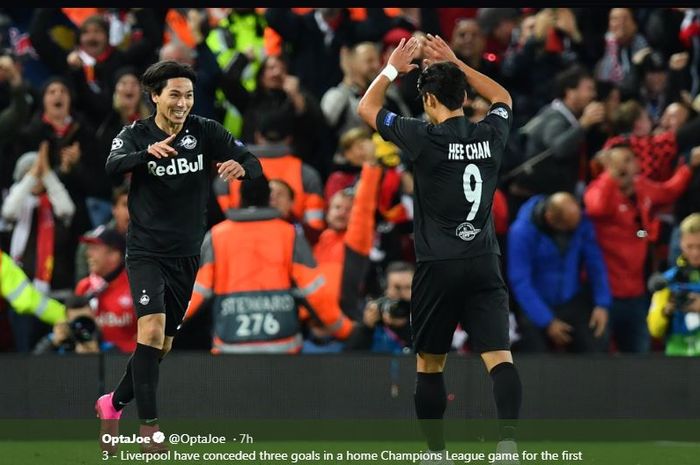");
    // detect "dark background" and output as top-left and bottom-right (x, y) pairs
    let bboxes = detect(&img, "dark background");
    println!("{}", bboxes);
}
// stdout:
(2, 354), (699, 419)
